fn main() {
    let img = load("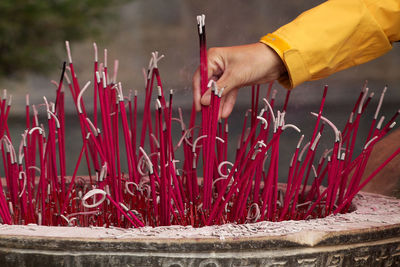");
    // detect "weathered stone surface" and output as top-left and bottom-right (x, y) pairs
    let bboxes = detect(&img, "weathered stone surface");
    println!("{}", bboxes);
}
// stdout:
(0, 231), (399, 266)
(1, 192), (400, 266)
